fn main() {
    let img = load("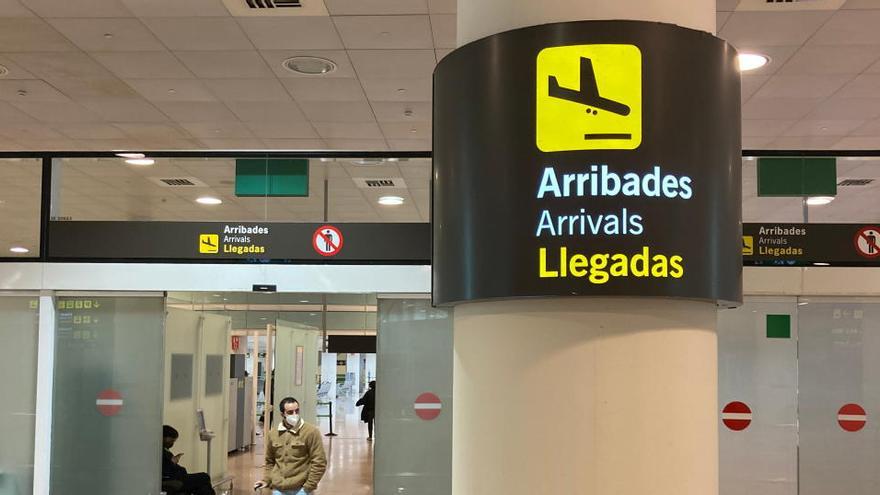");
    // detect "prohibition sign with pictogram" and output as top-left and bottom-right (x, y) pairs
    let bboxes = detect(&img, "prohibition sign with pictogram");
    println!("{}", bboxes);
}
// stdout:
(96, 389), (124, 417)
(312, 225), (344, 257)
(854, 226), (880, 259)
